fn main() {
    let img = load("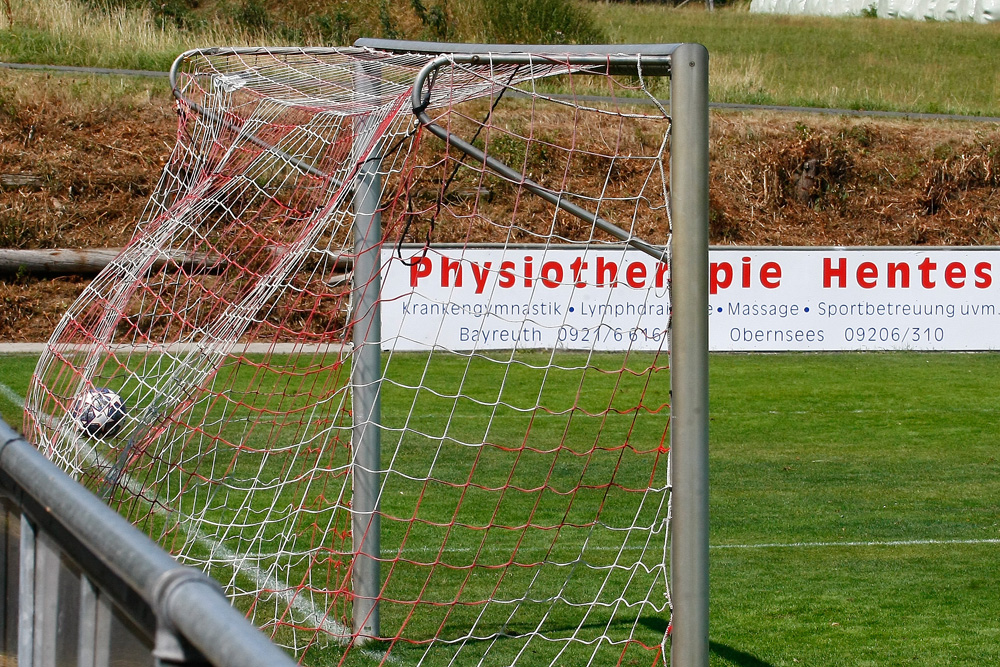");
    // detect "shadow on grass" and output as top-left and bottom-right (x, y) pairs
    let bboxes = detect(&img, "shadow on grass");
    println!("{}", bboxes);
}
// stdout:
(637, 621), (772, 667)
(709, 640), (774, 667)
